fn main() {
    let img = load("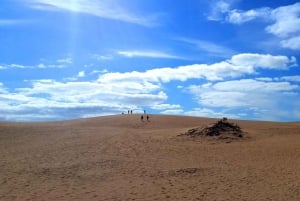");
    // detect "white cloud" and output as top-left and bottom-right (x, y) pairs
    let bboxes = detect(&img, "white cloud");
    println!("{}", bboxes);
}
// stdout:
(99, 53), (296, 83)
(37, 63), (67, 68)
(0, 83), (8, 93)
(184, 108), (240, 119)
(177, 38), (236, 58)
(280, 36), (300, 50)
(28, 0), (159, 27)
(212, 79), (298, 92)
(188, 79), (299, 120)
(9, 64), (27, 68)
(0, 64), (27, 69)
(265, 3), (300, 38)
(227, 8), (270, 24)
(18, 79), (159, 99)
(207, 0), (231, 21)
(37, 63), (46, 68)
(222, 2), (300, 35)
(117, 50), (181, 59)
(160, 109), (184, 115)
(0, 58), (73, 70)
(56, 57), (73, 64)
(77, 71), (85, 78)
(230, 53), (297, 69)
(92, 54), (113, 60)
(264, 2), (300, 50)
(90, 69), (109, 75)
(151, 103), (182, 110)
(0, 77), (167, 121)
(255, 77), (273, 82)
(218, 2), (300, 50)
(280, 76), (300, 82)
